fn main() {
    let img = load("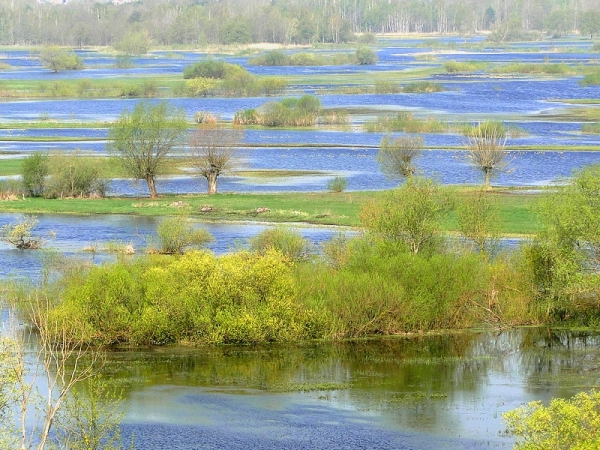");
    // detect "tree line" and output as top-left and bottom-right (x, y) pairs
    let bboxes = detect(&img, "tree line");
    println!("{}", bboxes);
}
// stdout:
(0, 0), (598, 47)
